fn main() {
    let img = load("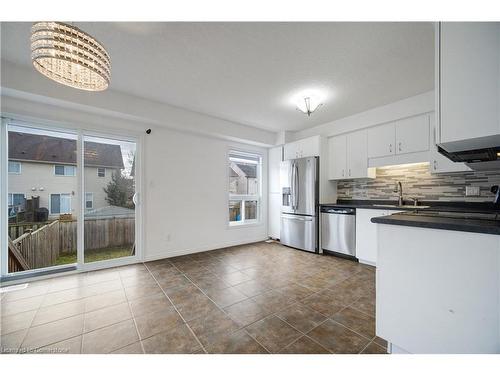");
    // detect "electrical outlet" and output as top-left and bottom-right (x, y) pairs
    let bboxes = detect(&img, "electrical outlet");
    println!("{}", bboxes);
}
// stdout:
(465, 186), (480, 196)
